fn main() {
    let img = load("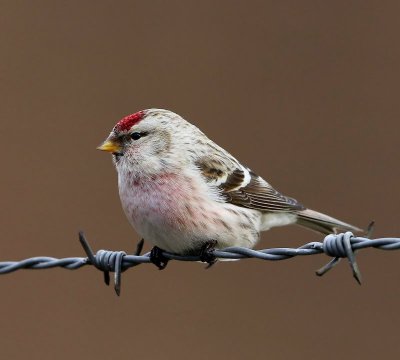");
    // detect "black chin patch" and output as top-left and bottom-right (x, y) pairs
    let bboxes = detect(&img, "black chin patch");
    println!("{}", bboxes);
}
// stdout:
(112, 152), (123, 163)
